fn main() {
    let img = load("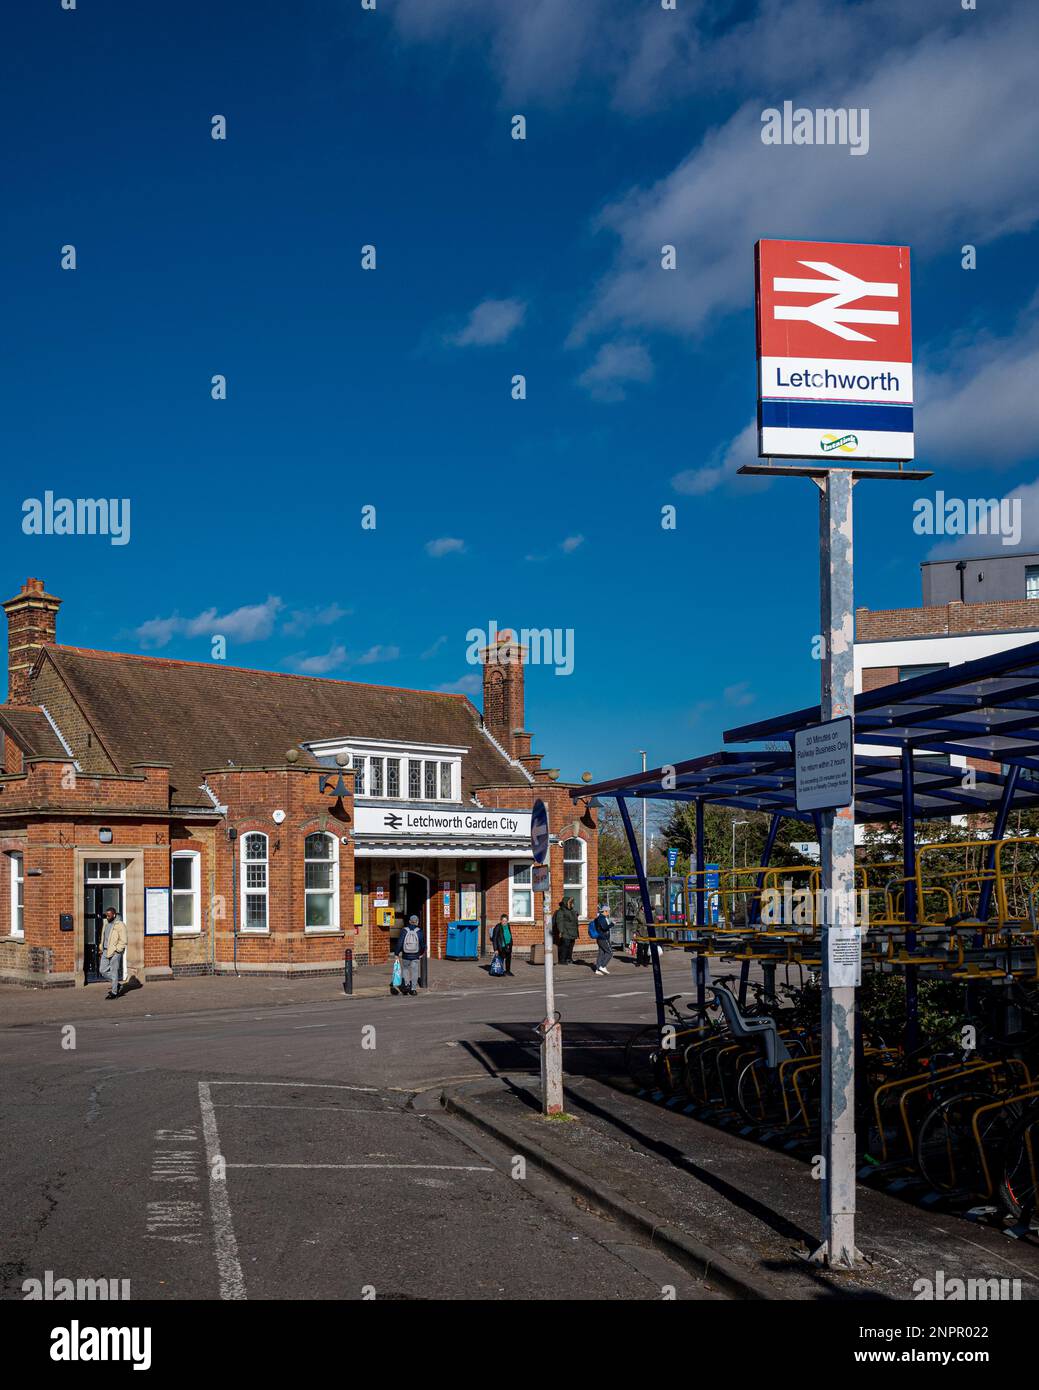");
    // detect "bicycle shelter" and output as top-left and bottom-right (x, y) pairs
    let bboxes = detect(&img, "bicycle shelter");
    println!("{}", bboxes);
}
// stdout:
(573, 638), (1039, 1250)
